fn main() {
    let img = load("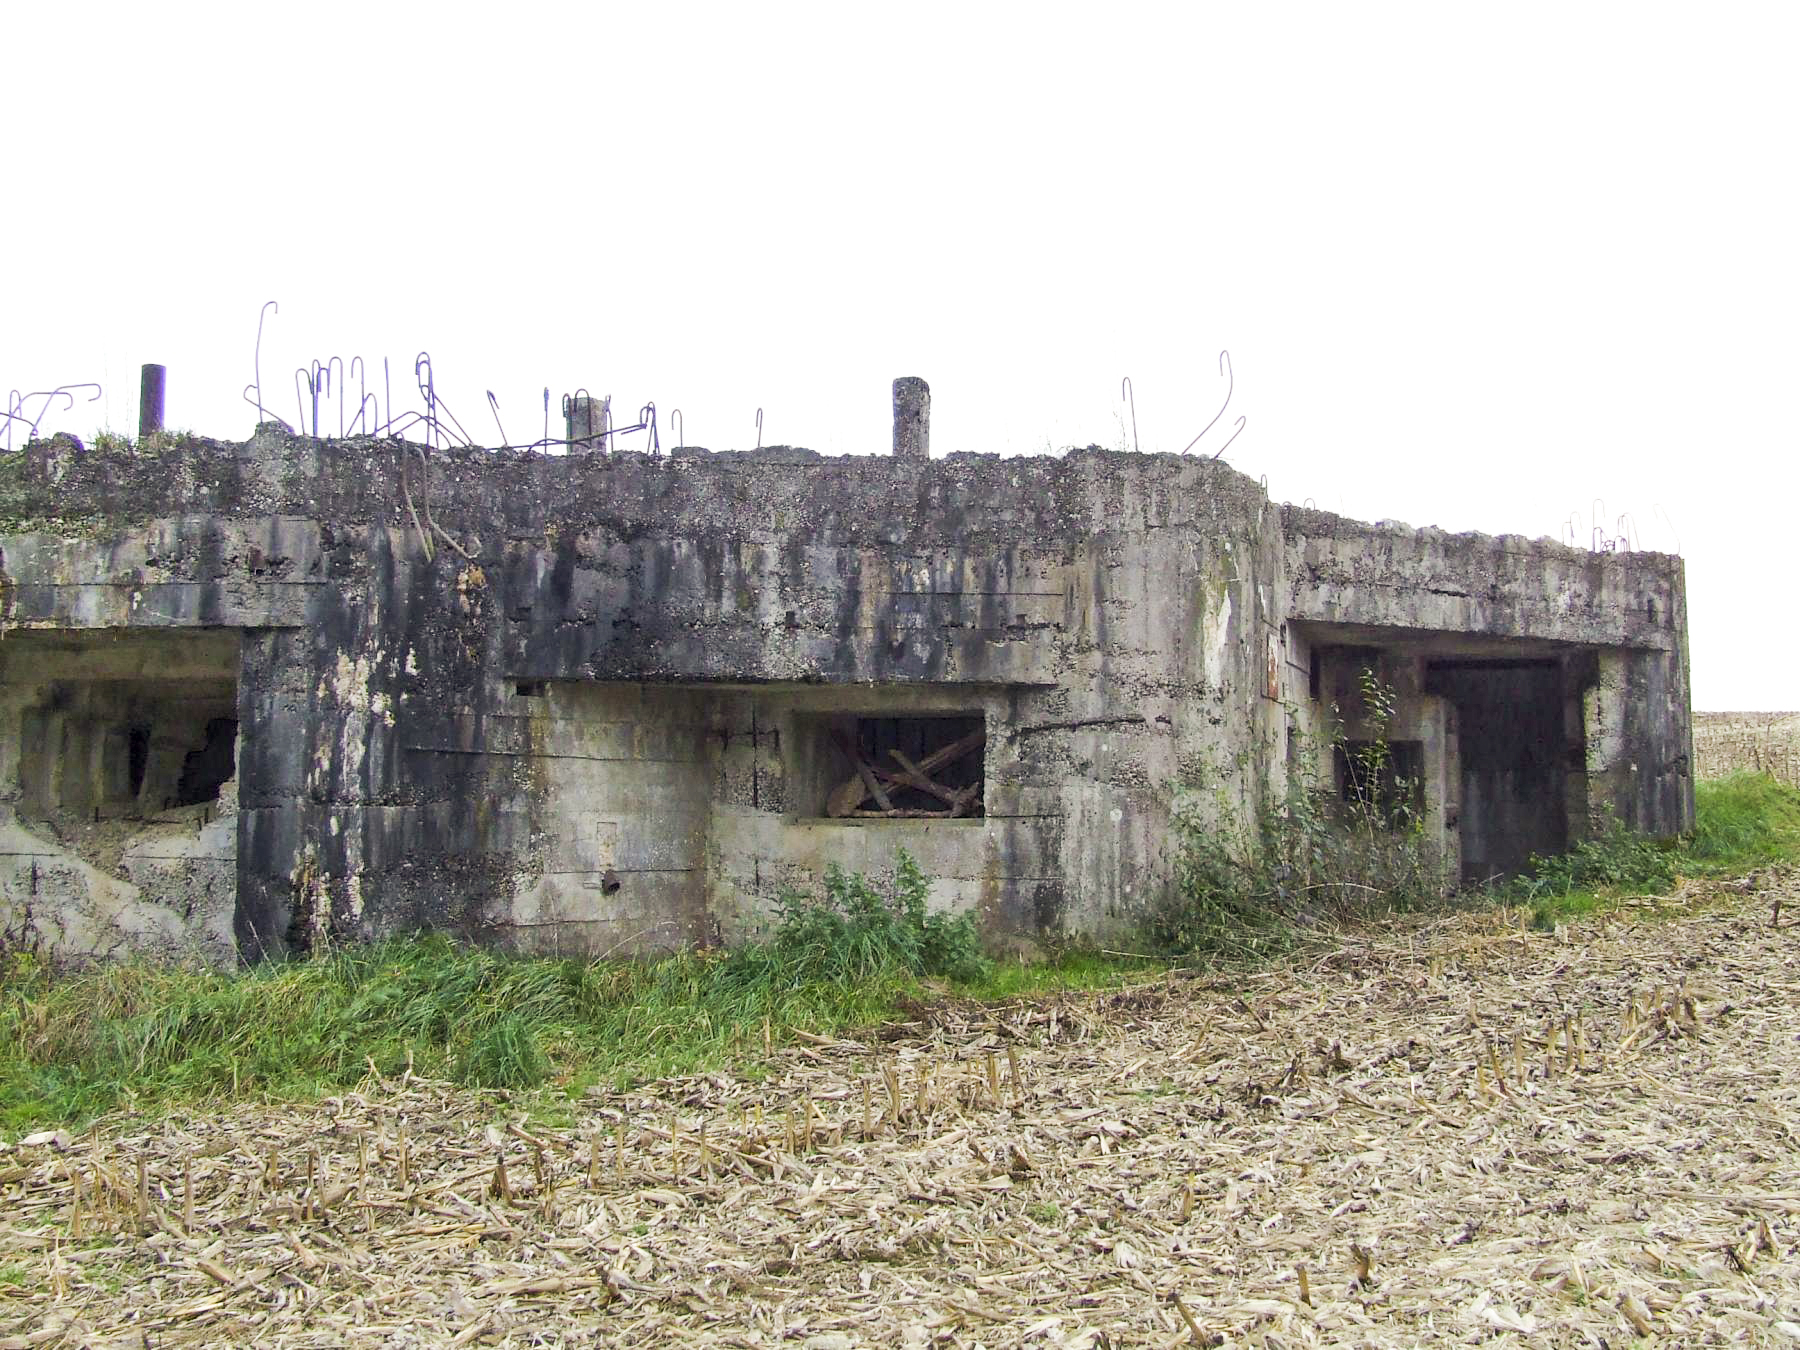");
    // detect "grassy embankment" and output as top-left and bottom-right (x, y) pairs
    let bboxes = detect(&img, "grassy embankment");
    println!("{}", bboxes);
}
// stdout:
(1515, 771), (1800, 927)
(0, 856), (1133, 1131)
(3, 774), (1794, 1132)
